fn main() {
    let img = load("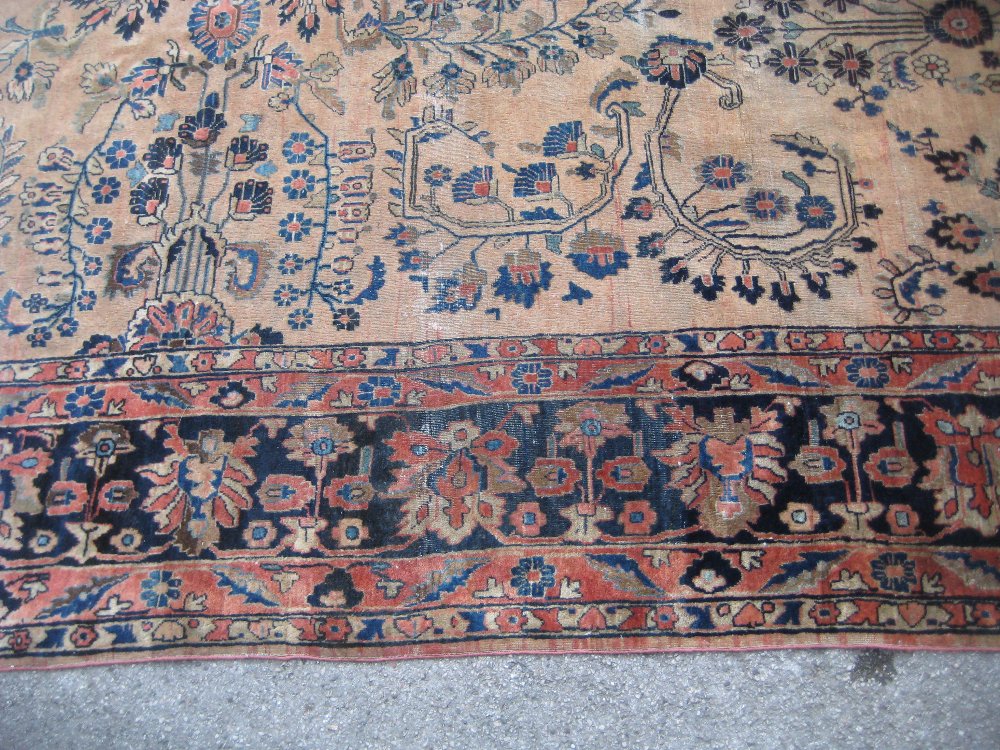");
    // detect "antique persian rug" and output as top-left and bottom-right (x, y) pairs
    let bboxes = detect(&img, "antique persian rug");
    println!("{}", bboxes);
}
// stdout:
(0, 0), (998, 669)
